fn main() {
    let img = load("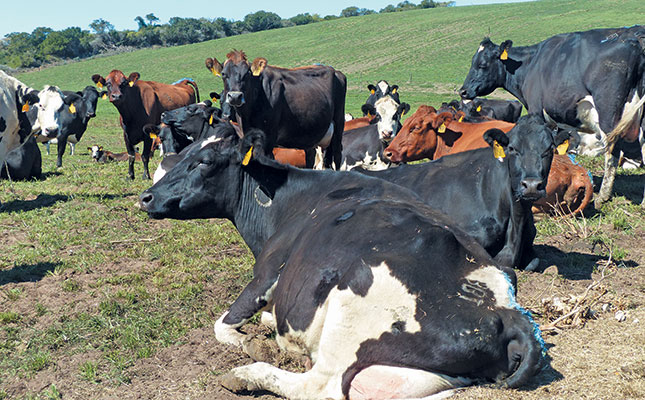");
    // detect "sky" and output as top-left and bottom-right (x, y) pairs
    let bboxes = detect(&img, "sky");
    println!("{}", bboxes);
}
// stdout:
(0, 0), (533, 38)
